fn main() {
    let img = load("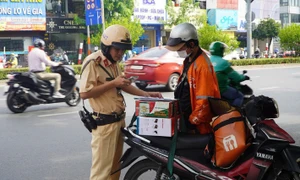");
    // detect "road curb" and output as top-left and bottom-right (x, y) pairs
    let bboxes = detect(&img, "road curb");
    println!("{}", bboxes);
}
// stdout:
(233, 63), (300, 70)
